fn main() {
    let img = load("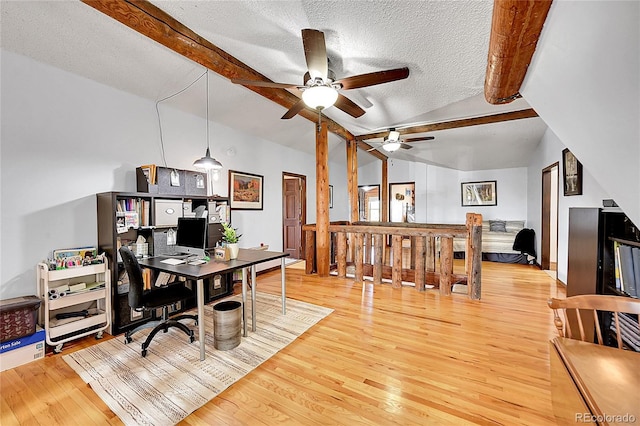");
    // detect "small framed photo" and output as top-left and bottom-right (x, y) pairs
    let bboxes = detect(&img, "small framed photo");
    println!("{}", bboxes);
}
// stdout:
(229, 170), (264, 210)
(461, 181), (497, 206)
(562, 148), (583, 196)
